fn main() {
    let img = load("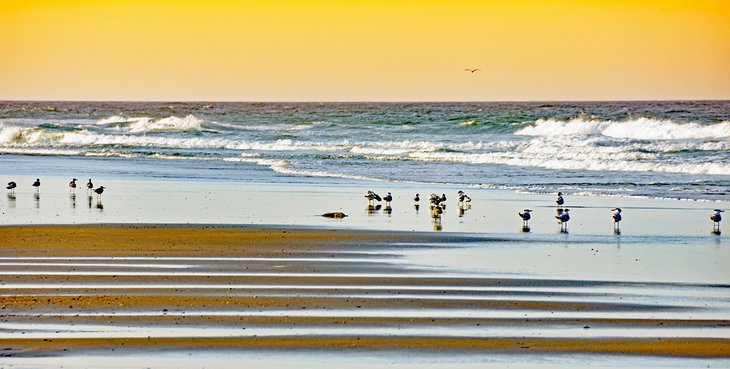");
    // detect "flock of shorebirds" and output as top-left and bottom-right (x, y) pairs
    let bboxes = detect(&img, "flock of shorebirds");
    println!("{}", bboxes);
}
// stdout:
(6, 178), (106, 199)
(362, 190), (725, 234)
